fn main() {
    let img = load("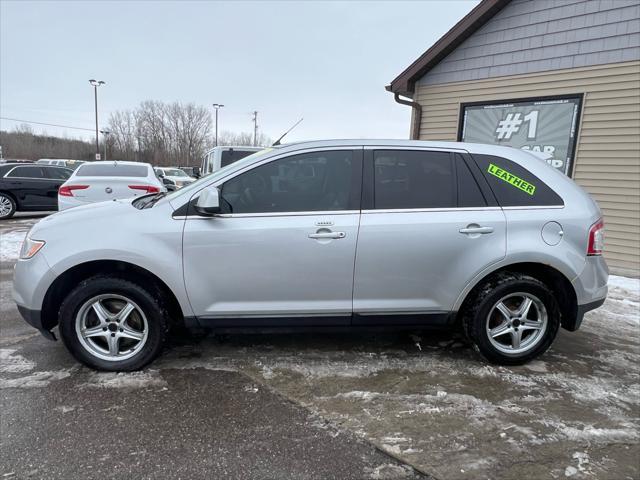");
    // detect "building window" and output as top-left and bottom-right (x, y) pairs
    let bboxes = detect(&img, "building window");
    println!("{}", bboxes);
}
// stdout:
(459, 95), (583, 177)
